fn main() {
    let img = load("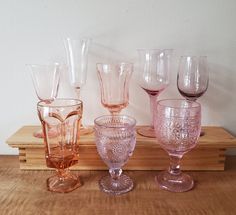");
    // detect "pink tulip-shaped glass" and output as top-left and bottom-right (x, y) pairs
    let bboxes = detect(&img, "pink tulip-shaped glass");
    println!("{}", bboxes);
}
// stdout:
(154, 99), (201, 192)
(96, 63), (133, 115)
